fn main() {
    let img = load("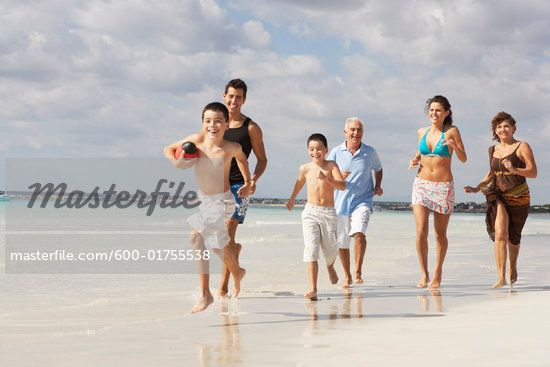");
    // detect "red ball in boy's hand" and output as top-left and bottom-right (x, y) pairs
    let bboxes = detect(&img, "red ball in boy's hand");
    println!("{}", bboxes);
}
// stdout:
(174, 141), (198, 159)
